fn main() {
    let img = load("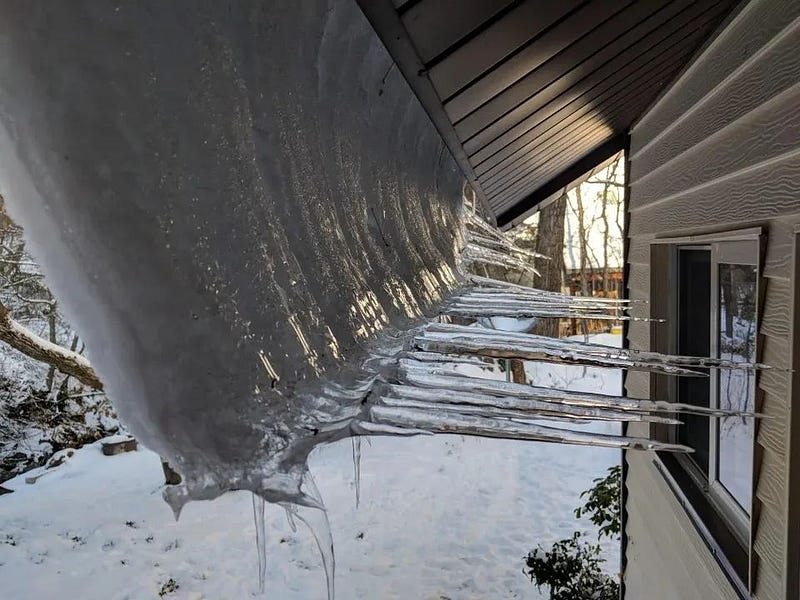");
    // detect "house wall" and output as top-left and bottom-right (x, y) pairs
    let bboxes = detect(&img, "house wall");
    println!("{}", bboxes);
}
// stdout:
(624, 0), (800, 598)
